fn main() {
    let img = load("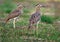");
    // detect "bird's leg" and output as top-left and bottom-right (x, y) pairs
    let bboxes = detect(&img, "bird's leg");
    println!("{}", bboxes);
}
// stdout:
(13, 18), (16, 28)
(36, 21), (40, 37)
